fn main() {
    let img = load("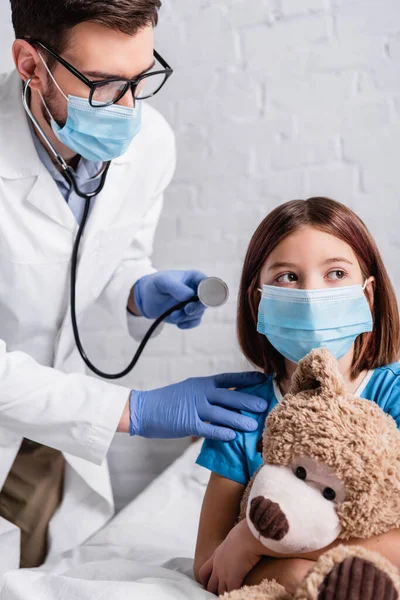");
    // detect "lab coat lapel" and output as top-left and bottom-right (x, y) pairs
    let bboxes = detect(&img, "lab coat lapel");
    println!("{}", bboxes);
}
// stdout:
(25, 171), (78, 232)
